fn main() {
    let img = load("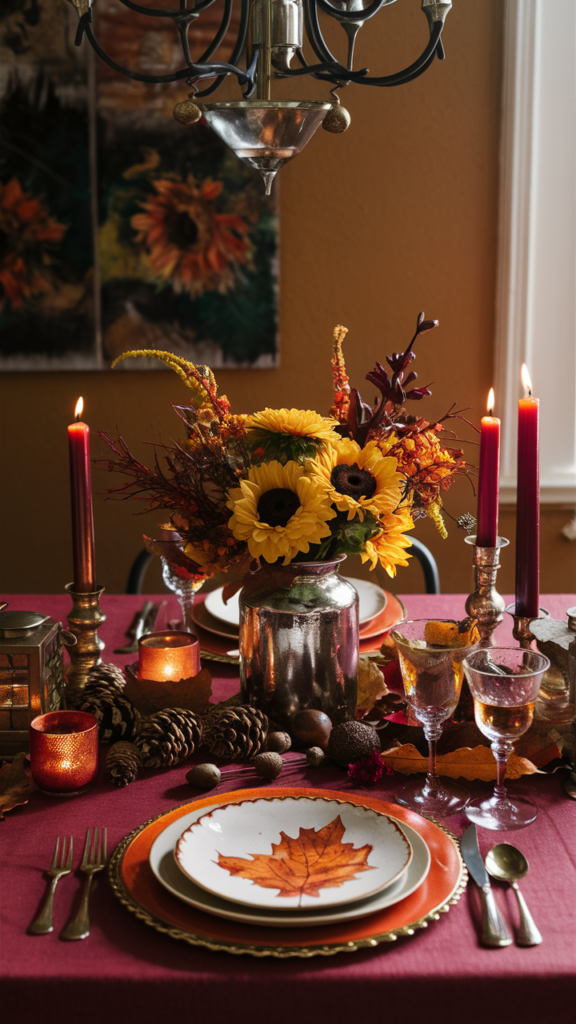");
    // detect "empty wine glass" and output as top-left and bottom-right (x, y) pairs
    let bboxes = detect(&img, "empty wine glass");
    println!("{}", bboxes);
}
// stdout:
(161, 557), (204, 632)
(463, 647), (550, 830)
(390, 619), (479, 816)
